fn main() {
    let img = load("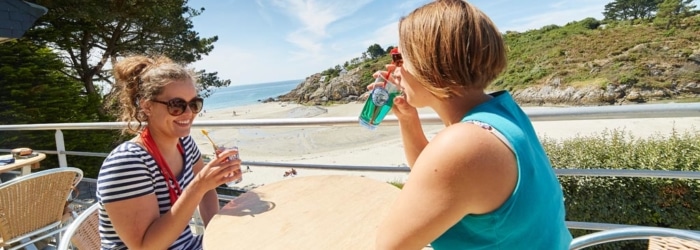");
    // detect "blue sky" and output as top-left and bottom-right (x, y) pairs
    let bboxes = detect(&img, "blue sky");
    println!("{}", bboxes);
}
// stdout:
(190, 0), (611, 85)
